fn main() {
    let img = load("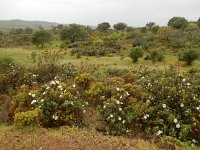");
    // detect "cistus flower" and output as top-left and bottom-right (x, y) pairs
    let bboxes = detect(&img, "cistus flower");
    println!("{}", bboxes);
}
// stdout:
(176, 124), (181, 129)
(174, 118), (178, 123)
(156, 130), (163, 136)
(31, 100), (37, 104)
(162, 104), (167, 108)
(180, 103), (184, 108)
